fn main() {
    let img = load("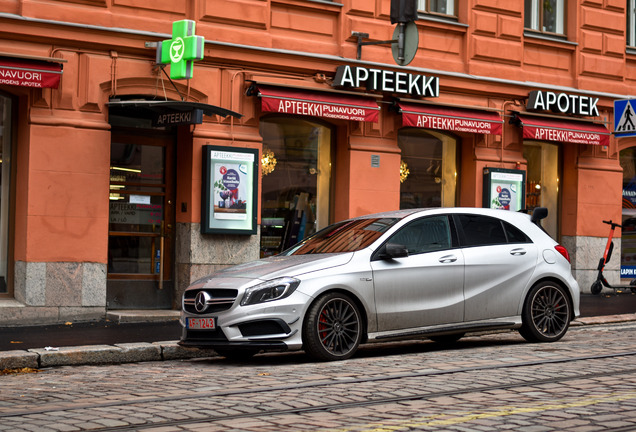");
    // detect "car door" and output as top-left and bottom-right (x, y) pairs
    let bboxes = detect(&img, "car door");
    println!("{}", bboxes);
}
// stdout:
(455, 214), (538, 322)
(370, 215), (465, 332)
